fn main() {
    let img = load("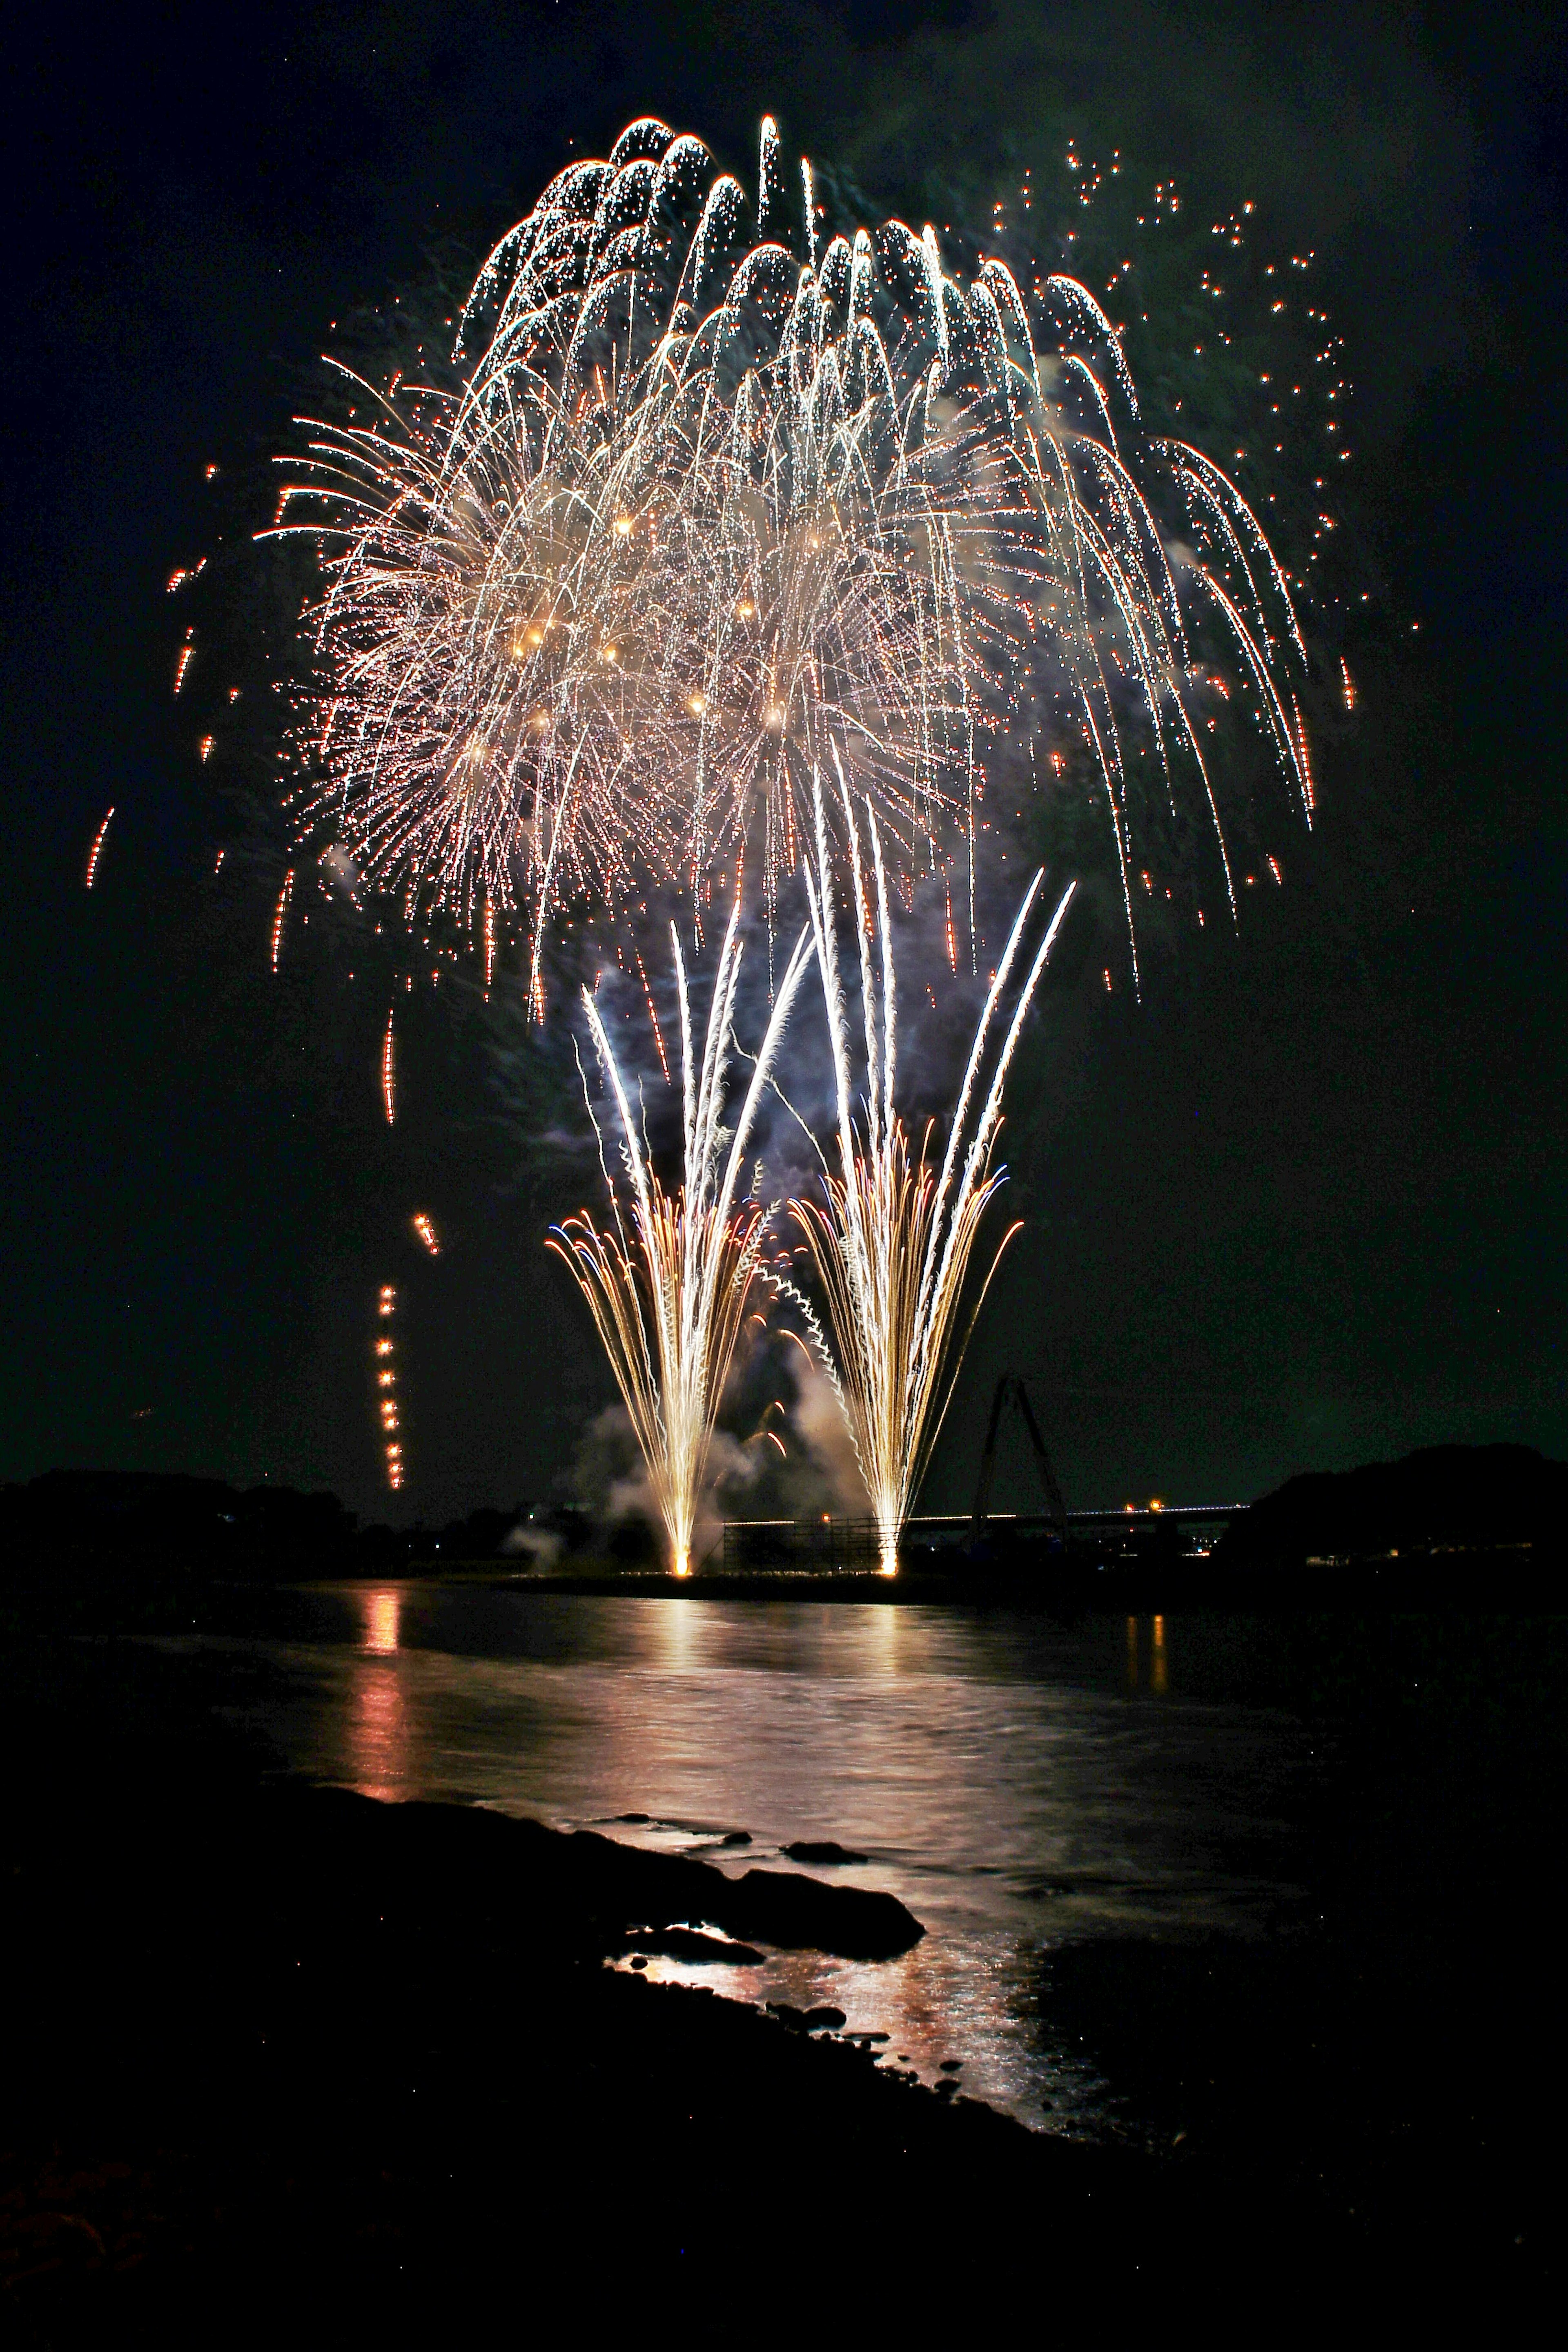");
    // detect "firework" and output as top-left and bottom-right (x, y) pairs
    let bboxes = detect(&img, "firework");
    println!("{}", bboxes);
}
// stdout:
(548, 901), (815, 1576)
(84, 807), (114, 890)
(381, 1010), (397, 1125)
(785, 769), (1073, 1575)
(275, 114), (1307, 989)
(270, 868), (294, 970)
(375, 1284), (404, 1489)
(412, 1212), (441, 1256)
